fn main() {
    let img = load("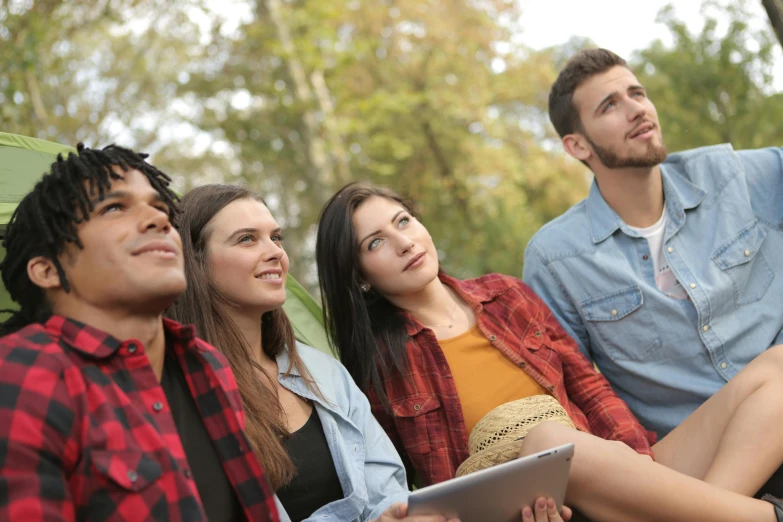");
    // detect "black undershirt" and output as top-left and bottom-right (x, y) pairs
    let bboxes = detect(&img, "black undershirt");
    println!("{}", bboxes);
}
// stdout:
(276, 408), (344, 521)
(160, 353), (245, 522)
